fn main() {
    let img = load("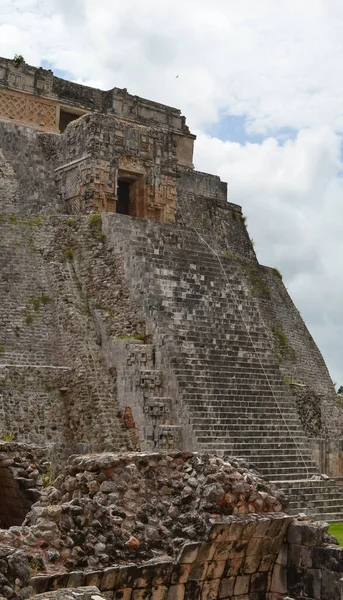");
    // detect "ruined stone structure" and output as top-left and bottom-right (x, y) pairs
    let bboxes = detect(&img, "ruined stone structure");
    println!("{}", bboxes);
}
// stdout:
(1, 57), (343, 599)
